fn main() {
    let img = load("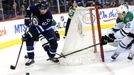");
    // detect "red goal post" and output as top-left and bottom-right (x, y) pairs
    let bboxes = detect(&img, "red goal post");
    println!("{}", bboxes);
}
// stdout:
(89, 6), (104, 62)
(60, 6), (105, 65)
